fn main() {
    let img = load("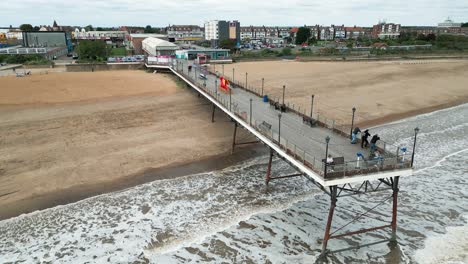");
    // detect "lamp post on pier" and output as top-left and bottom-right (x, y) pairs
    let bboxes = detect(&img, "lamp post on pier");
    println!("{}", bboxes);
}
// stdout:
(282, 85), (286, 106)
(232, 68), (235, 83)
(325, 136), (330, 177)
(245, 72), (248, 89)
(249, 98), (253, 126)
(411, 127), (420, 167)
(350, 107), (356, 139)
(261, 78), (264, 96)
(278, 113), (282, 145)
(222, 64), (224, 75)
(310, 94), (315, 118)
